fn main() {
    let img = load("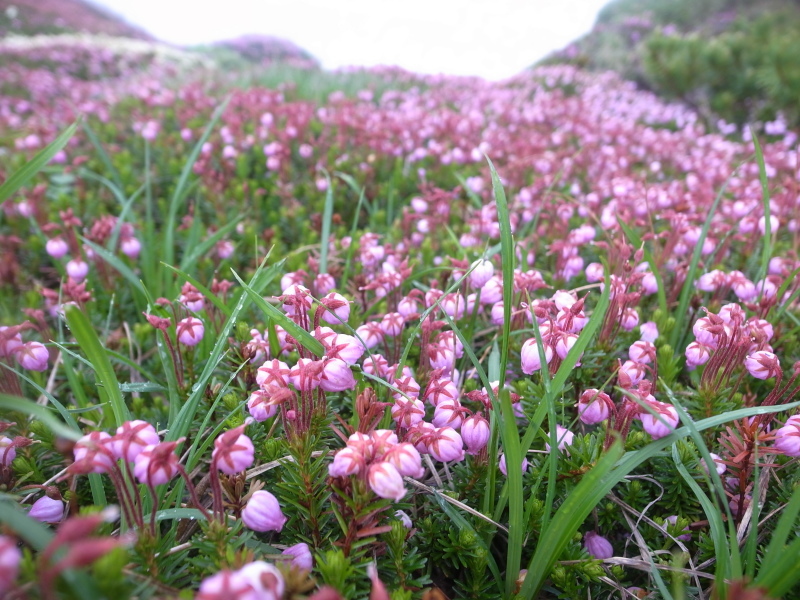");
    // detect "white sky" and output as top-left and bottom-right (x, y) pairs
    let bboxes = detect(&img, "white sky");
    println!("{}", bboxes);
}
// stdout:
(93, 0), (608, 80)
